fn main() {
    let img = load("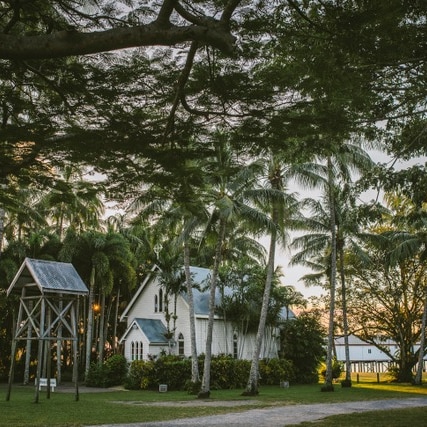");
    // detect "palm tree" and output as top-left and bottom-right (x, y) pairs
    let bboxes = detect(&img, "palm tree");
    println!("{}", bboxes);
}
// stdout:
(125, 158), (209, 386)
(0, 182), (47, 249)
(290, 140), (374, 390)
(292, 184), (367, 386)
(60, 230), (136, 374)
(243, 154), (301, 395)
(36, 164), (105, 239)
(196, 136), (276, 398)
(155, 243), (187, 352)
